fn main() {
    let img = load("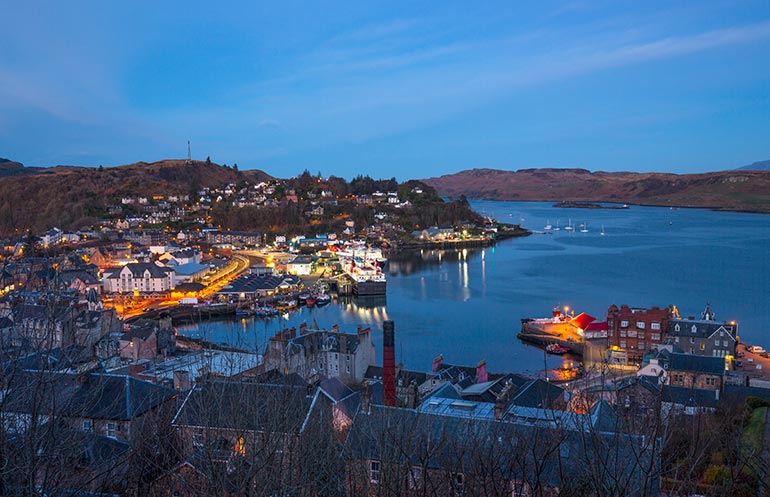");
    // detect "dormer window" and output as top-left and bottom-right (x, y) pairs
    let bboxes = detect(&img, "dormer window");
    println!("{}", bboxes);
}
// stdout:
(674, 324), (680, 332)
(691, 325), (697, 333)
